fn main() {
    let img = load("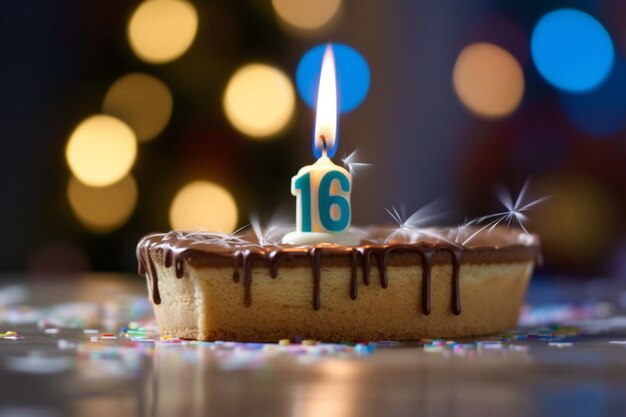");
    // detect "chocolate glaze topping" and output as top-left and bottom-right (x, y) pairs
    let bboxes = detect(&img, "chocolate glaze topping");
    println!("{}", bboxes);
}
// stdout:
(136, 226), (539, 316)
